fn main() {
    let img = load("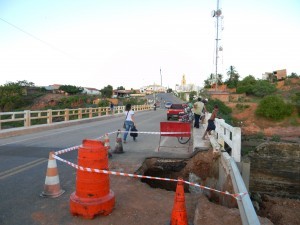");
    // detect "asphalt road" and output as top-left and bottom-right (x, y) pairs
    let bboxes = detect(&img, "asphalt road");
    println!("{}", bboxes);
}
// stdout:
(0, 107), (191, 225)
